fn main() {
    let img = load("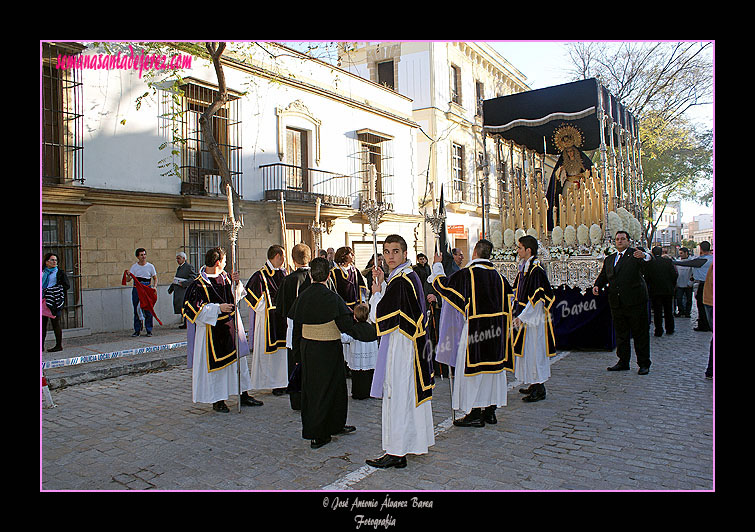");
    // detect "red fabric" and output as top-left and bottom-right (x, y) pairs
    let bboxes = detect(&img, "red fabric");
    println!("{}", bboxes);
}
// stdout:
(122, 270), (163, 325)
(42, 298), (54, 318)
